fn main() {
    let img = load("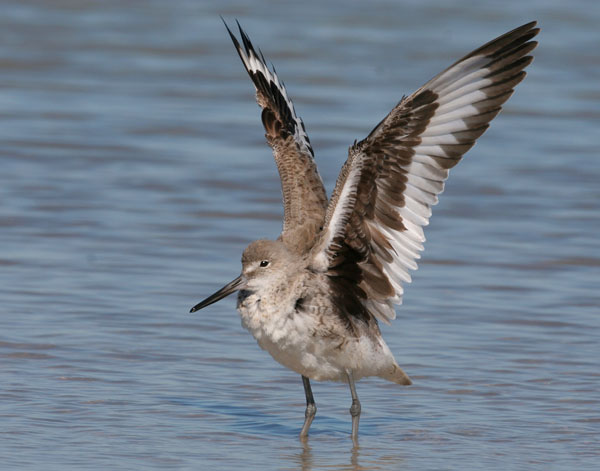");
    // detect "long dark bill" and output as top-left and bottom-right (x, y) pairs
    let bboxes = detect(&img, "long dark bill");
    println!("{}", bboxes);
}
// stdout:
(190, 276), (245, 313)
